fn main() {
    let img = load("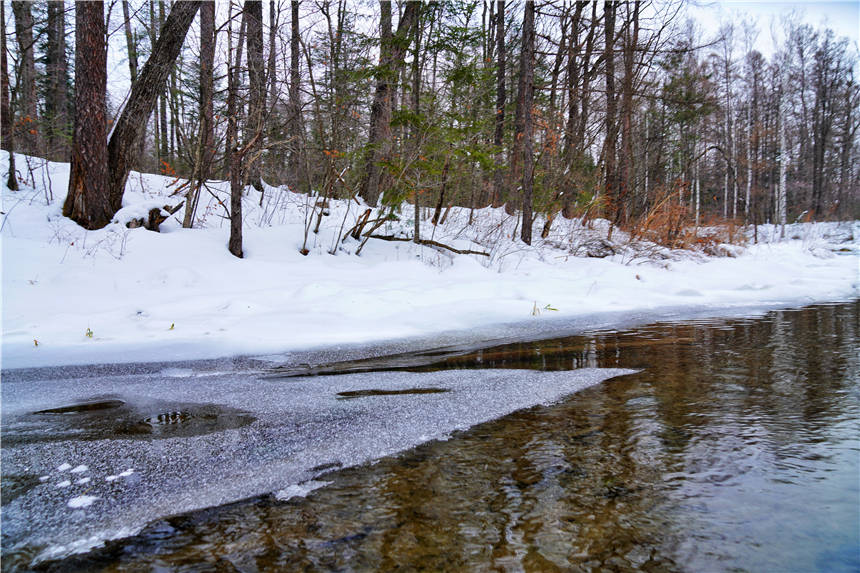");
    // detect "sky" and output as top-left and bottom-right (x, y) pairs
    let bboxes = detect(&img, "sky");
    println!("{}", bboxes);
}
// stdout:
(686, 0), (860, 56)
